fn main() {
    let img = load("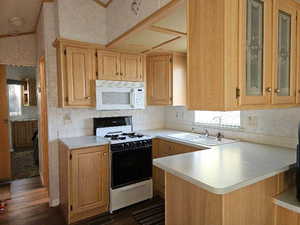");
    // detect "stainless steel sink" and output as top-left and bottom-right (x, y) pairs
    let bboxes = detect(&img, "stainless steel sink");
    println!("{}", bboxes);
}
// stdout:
(168, 132), (237, 146)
